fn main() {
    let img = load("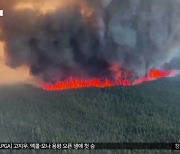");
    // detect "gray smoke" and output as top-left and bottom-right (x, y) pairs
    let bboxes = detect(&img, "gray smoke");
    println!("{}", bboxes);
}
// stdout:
(1, 0), (180, 82)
